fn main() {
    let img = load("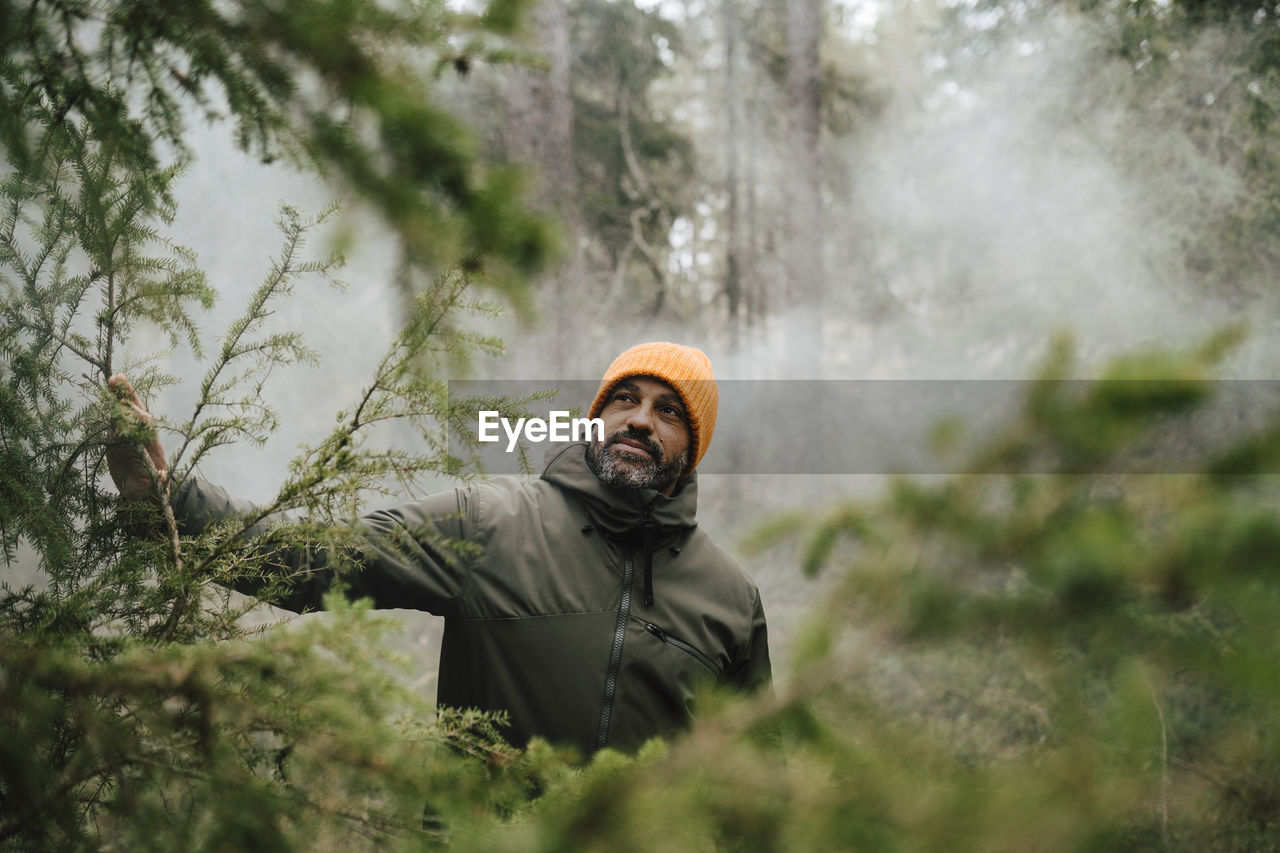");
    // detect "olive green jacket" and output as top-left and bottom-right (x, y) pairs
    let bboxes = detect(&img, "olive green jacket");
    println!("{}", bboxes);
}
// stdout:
(174, 442), (771, 756)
